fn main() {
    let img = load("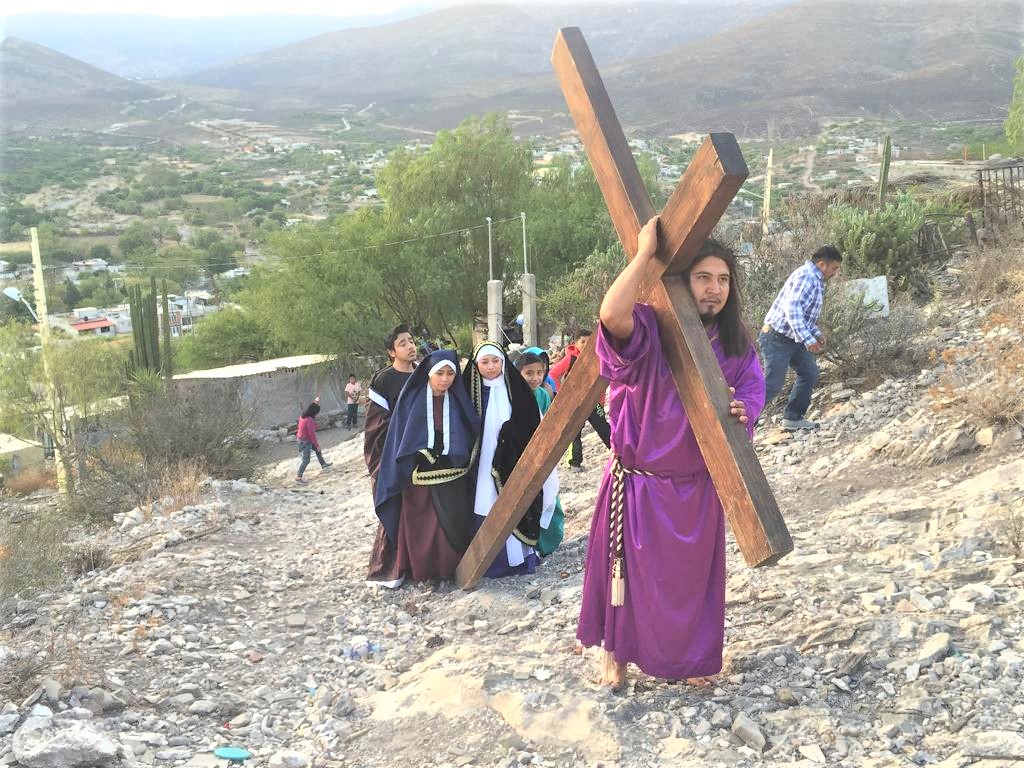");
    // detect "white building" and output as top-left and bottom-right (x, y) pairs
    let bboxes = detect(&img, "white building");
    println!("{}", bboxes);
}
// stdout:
(63, 258), (111, 284)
